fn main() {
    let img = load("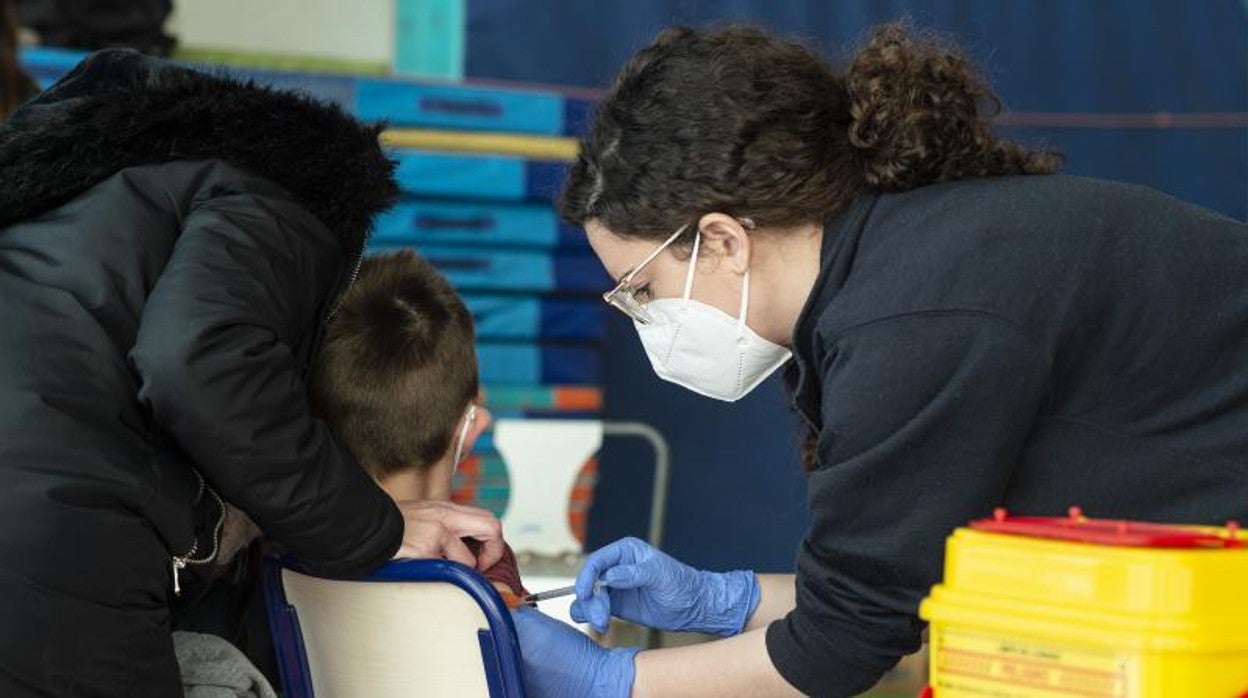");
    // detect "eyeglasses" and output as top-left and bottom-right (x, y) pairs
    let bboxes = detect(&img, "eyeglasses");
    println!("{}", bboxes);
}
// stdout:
(602, 224), (689, 324)
(450, 402), (478, 474)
